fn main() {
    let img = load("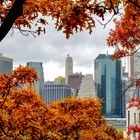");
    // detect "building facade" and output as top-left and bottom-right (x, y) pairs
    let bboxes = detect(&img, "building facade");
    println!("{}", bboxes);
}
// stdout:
(42, 81), (71, 104)
(0, 53), (13, 74)
(68, 72), (84, 97)
(124, 103), (140, 139)
(78, 74), (96, 98)
(94, 54), (122, 118)
(122, 71), (129, 117)
(128, 51), (140, 80)
(106, 118), (126, 130)
(123, 51), (140, 139)
(127, 52), (140, 101)
(27, 62), (44, 96)
(65, 54), (73, 85)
